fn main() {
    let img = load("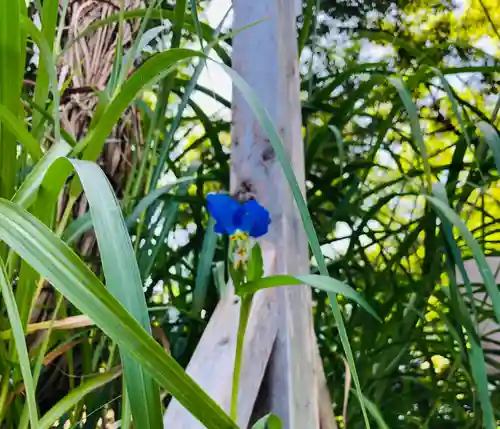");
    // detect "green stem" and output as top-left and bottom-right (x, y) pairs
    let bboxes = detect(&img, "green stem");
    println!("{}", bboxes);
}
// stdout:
(133, 139), (157, 255)
(19, 293), (65, 429)
(121, 379), (132, 429)
(230, 295), (253, 421)
(0, 368), (10, 425)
